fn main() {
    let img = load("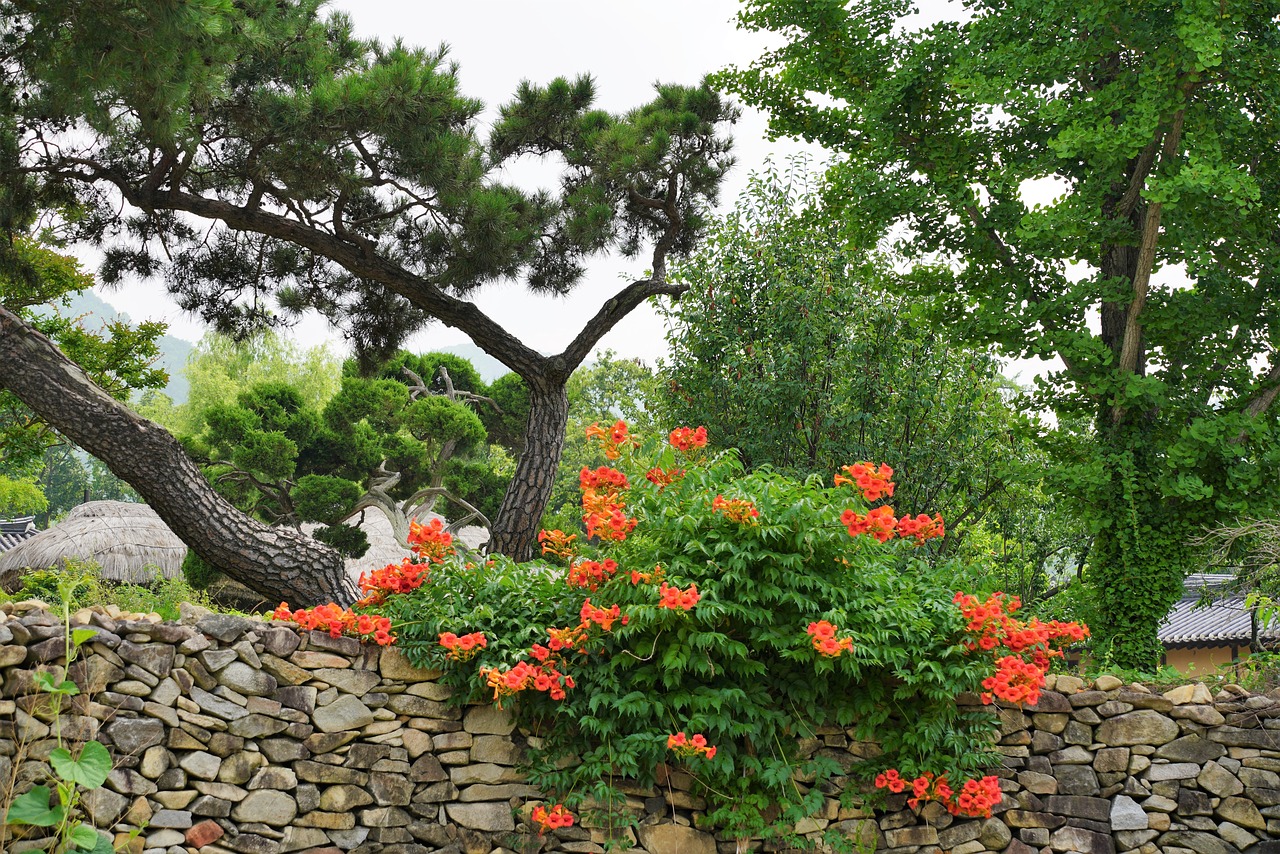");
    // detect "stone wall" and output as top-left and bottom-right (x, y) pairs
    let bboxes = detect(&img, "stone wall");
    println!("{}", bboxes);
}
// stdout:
(3, 600), (1280, 854)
